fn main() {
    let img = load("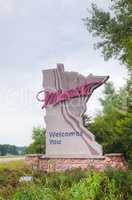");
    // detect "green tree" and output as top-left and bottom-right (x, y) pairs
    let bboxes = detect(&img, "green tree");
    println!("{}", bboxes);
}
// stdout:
(84, 0), (132, 164)
(84, 0), (132, 69)
(0, 144), (18, 156)
(89, 82), (132, 163)
(26, 127), (46, 154)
